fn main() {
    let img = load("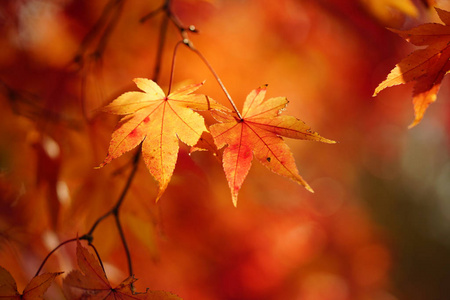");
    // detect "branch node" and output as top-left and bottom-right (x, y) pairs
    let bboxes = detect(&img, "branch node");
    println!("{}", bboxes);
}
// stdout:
(188, 25), (198, 33)
(183, 38), (194, 49)
(80, 234), (94, 244)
